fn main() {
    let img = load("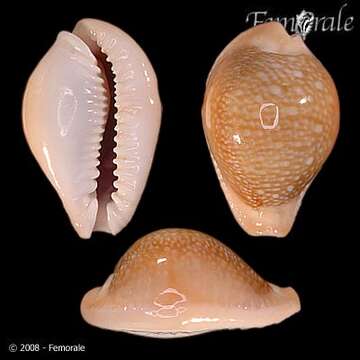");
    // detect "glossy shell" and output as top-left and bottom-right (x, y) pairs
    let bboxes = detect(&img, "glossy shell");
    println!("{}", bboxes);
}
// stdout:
(23, 19), (161, 238)
(202, 22), (339, 237)
(81, 228), (300, 337)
